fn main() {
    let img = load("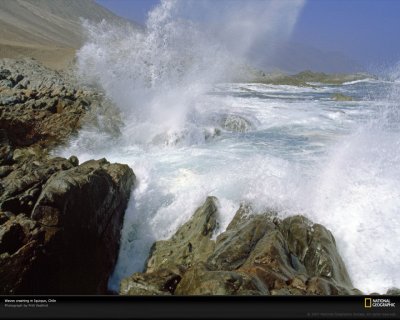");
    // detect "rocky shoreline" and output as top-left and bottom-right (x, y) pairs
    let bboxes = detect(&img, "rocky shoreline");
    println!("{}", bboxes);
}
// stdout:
(1, 59), (398, 295)
(120, 197), (360, 295)
(121, 198), (400, 296)
(0, 59), (134, 294)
